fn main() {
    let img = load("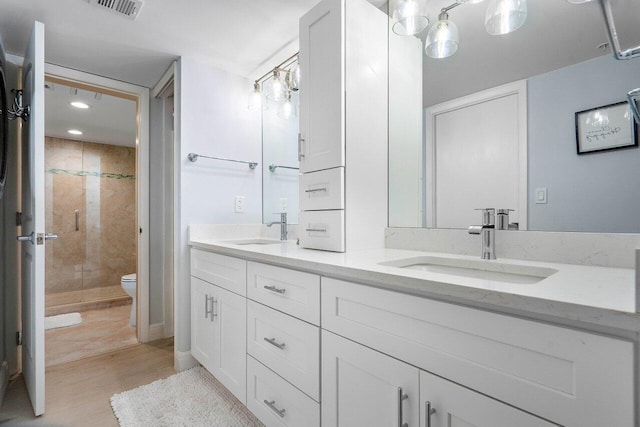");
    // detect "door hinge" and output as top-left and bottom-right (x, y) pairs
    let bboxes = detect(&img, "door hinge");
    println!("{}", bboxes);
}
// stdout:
(16, 212), (22, 226)
(16, 331), (22, 346)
